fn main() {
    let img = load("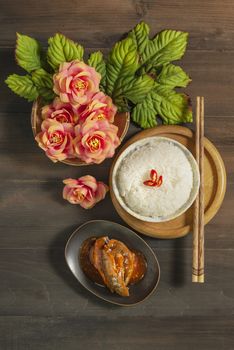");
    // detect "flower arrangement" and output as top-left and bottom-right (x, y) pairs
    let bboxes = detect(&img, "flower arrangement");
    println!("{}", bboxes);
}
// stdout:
(5, 22), (192, 164)
(34, 62), (120, 163)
